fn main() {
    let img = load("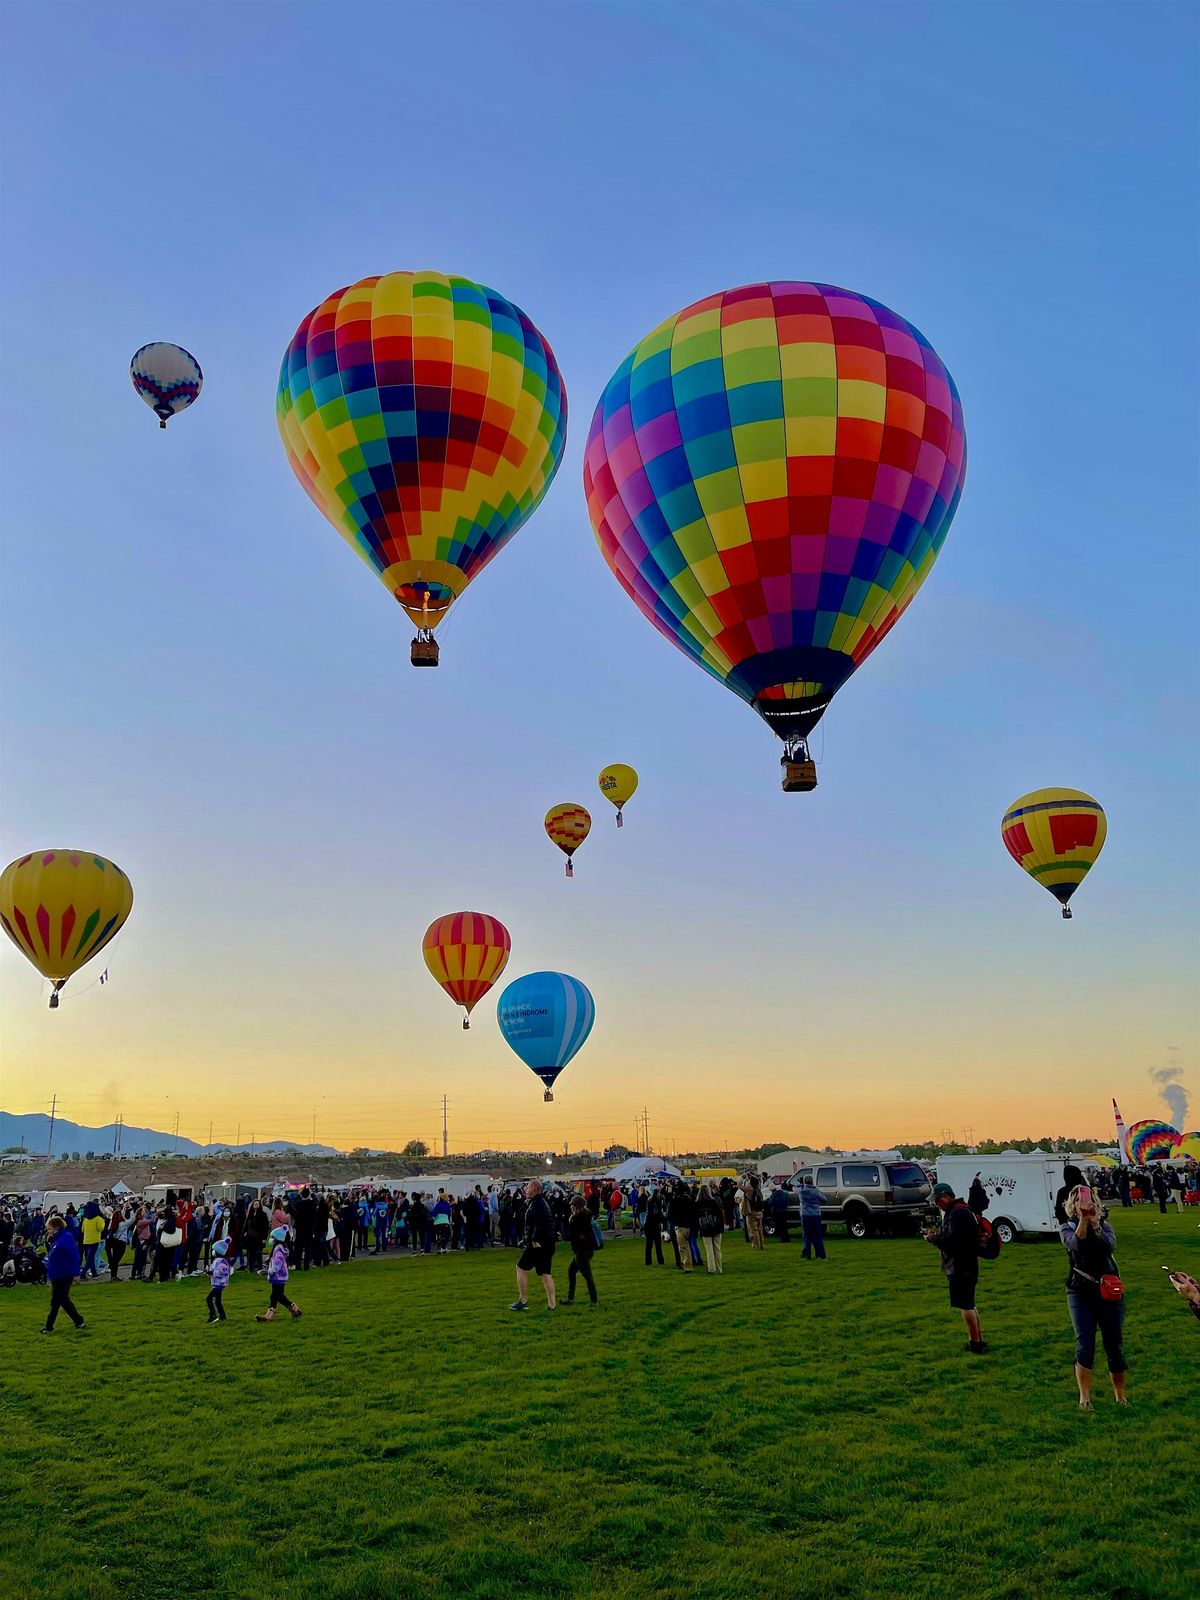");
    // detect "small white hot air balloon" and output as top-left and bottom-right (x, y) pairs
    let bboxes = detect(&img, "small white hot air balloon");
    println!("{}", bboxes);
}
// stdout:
(130, 342), (203, 428)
